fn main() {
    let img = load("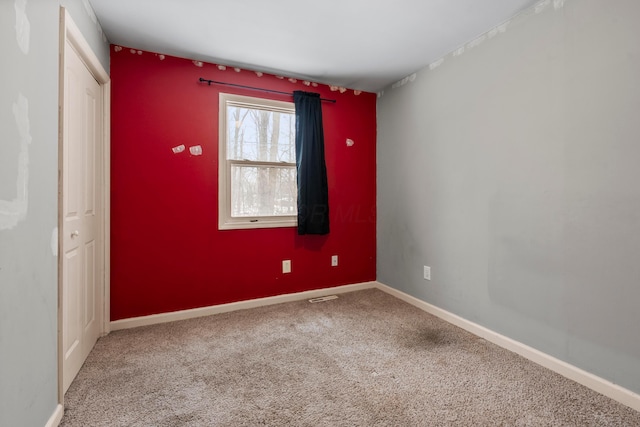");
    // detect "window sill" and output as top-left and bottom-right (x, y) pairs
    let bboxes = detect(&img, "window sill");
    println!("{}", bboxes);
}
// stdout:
(218, 218), (297, 231)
